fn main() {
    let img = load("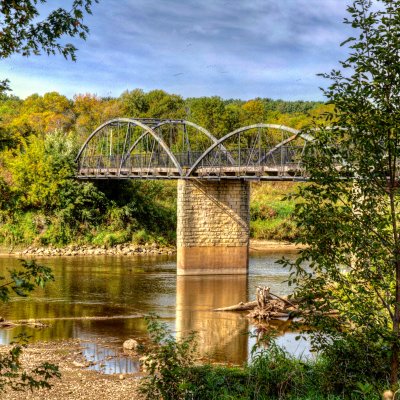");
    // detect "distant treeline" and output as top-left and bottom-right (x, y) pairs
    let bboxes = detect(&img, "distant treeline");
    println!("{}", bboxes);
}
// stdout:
(0, 89), (325, 248)
(0, 89), (330, 150)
